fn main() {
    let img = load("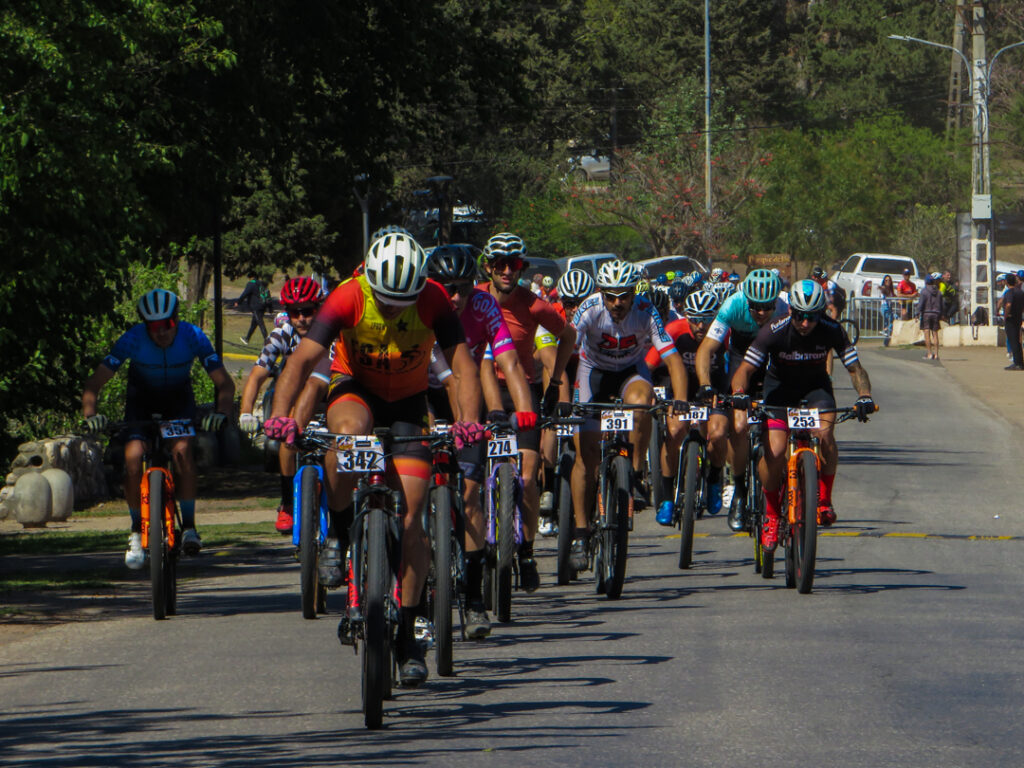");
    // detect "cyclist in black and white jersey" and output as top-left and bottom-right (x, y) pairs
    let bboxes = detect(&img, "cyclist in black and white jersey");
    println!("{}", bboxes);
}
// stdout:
(568, 260), (689, 571)
(238, 277), (323, 533)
